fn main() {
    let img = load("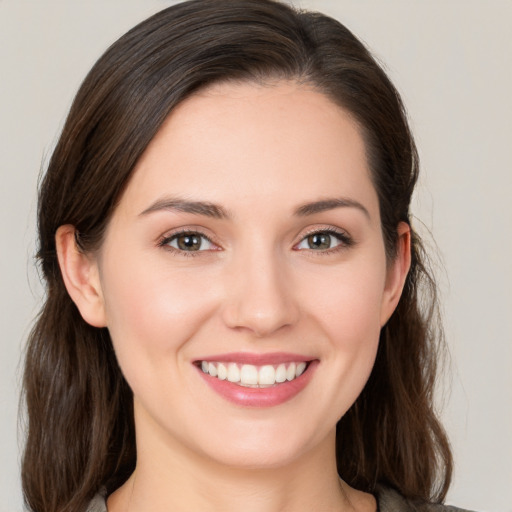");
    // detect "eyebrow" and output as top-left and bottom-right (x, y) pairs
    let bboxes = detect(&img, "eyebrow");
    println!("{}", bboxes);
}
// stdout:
(139, 198), (231, 219)
(294, 197), (370, 219)
(139, 196), (370, 220)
